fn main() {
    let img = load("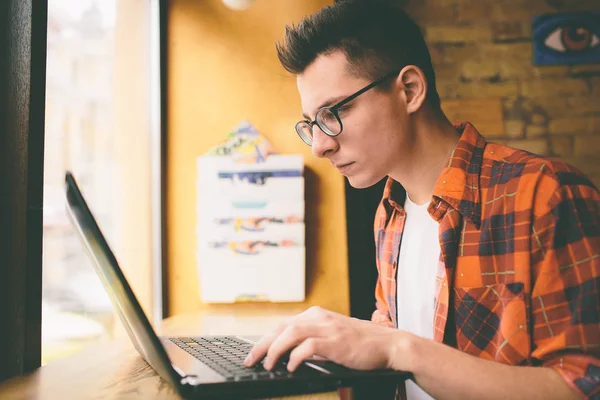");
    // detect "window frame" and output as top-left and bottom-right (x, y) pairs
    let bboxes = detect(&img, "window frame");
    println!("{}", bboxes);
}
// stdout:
(0, 0), (169, 381)
(0, 0), (48, 381)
